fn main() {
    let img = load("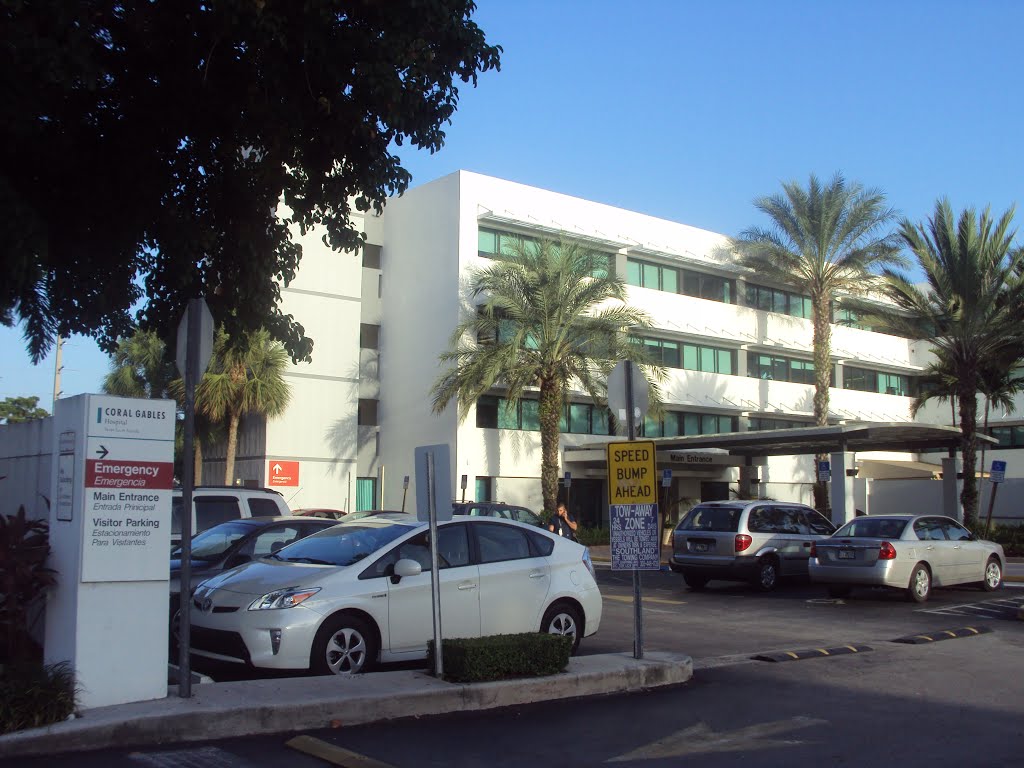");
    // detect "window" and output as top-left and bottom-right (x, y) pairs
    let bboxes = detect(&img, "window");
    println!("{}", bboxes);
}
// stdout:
(747, 352), (818, 385)
(475, 476), (492, 502)
(362, 243), (381, 269)
(195, 496), (242, 531)
(360, 324), (380, 349)
(247, 498), (280, 517)
(241, 525), (304, 558)
(476, 522), (533, 563)
(748, 417), (813, 431)
(356, 477), (377, 512)
(802, 510), (836, 536)
(643, 411), (737, 438)
(477, 395), (611, 435)
(677, 505), (742, 532)
(358, 399), (379, 426)
(778, 507), (810, 534)
(989, 425), (1024, 448)
(626, 258), (735, 304)
(843, 366), (912, 396)
(940, 520), (972, 542)
(747, 507), (781, 534)
(745, 284), (812, 319)
(913, 517), (947, 541)
(632, 336), (735, 375)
